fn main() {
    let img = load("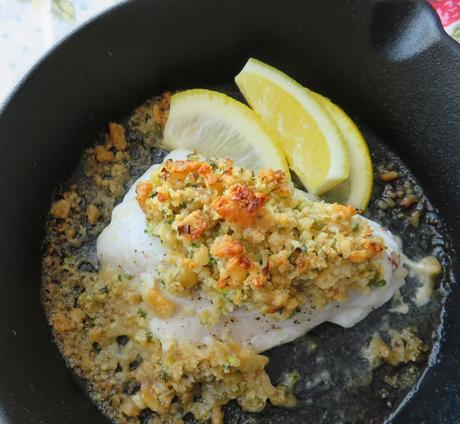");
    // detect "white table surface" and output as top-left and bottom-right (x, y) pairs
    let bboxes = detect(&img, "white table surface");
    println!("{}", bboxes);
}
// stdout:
(0, 0), (124, 105)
